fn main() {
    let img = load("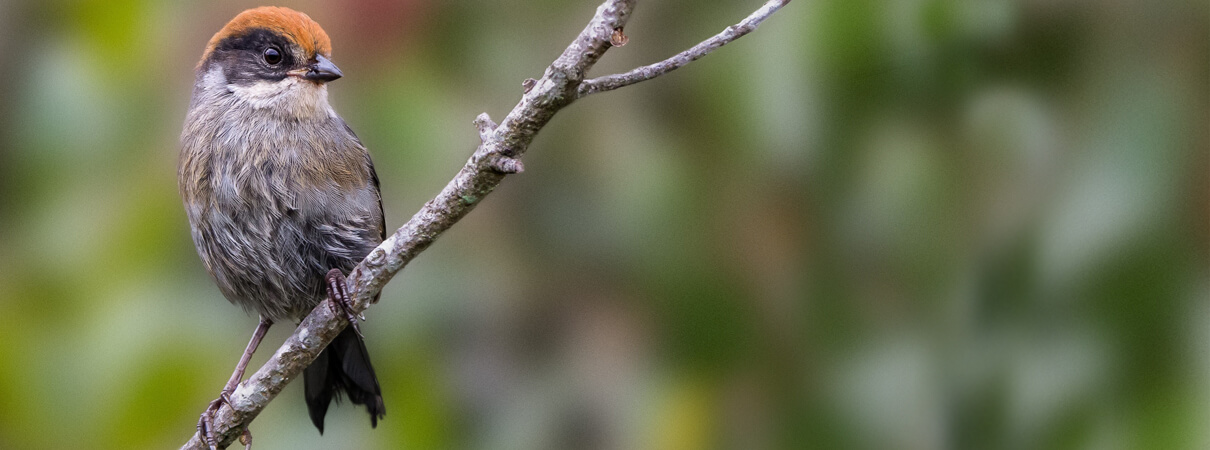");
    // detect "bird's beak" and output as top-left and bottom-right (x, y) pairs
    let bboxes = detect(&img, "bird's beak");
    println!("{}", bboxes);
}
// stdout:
(290, 55), (343, 83)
